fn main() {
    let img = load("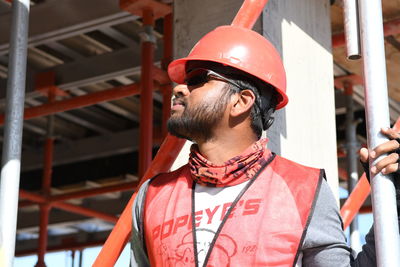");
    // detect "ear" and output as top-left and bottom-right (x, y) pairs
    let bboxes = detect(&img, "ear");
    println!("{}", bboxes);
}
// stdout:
(230, 89), (256, 117)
